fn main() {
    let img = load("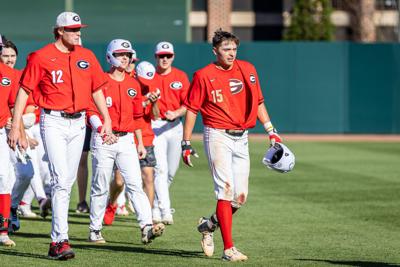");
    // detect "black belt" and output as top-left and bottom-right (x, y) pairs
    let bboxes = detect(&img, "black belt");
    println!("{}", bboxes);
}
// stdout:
(161, 118), (176, 122)
(225, 129), (245, 137)
(44, 109), (82, 119)
(112, 130), (128, 137)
